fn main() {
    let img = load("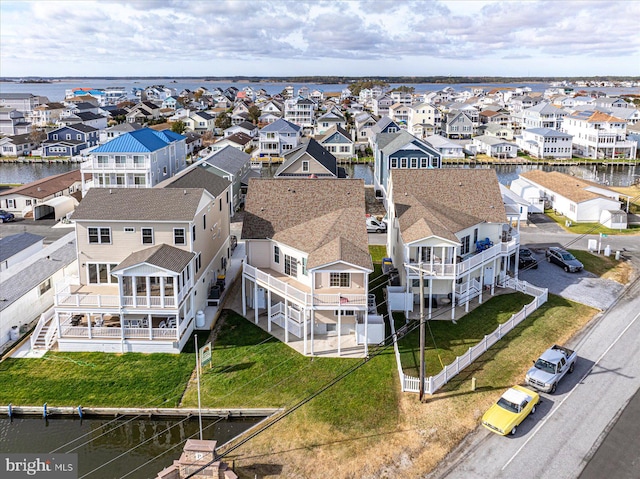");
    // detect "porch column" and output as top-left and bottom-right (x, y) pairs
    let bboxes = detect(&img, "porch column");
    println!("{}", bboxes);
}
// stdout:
(364, 309), (368, 357)
(465, 272), (471, 313)
(303, 308), (308, 355)
(267, 289), (272, 332)
(87, 314), (92, 339)
(160, 277), (165, 308)
(479, 268), (484, 304)
(175, 315), (180, 340)
(146, 277), (151, 307)
(284, 286), (289, 344)
(514, 246), (520, 279)
(310, 309), (315, 355)
(132, 276), (137, 307)
(56, 312), (61, 338)
(491, 257), (497, 295)
(337, 308), (341, 356)
(254, 280), (259, 324)
(148, 314), (153, 340)
(242, 275), (247, 316)
(428, 271), (433, 320)
(451, 251), (457, 321)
